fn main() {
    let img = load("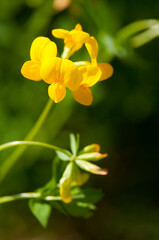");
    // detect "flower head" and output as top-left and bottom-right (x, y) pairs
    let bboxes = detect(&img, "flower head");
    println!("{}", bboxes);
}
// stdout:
(21, 36), (83, 103)
(21, 37), (57, 81)
(72, 36), (113, 105)
(52, 23), (90, 58)
(40, 57), (83, 103)
(21, 24), (113, 105)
